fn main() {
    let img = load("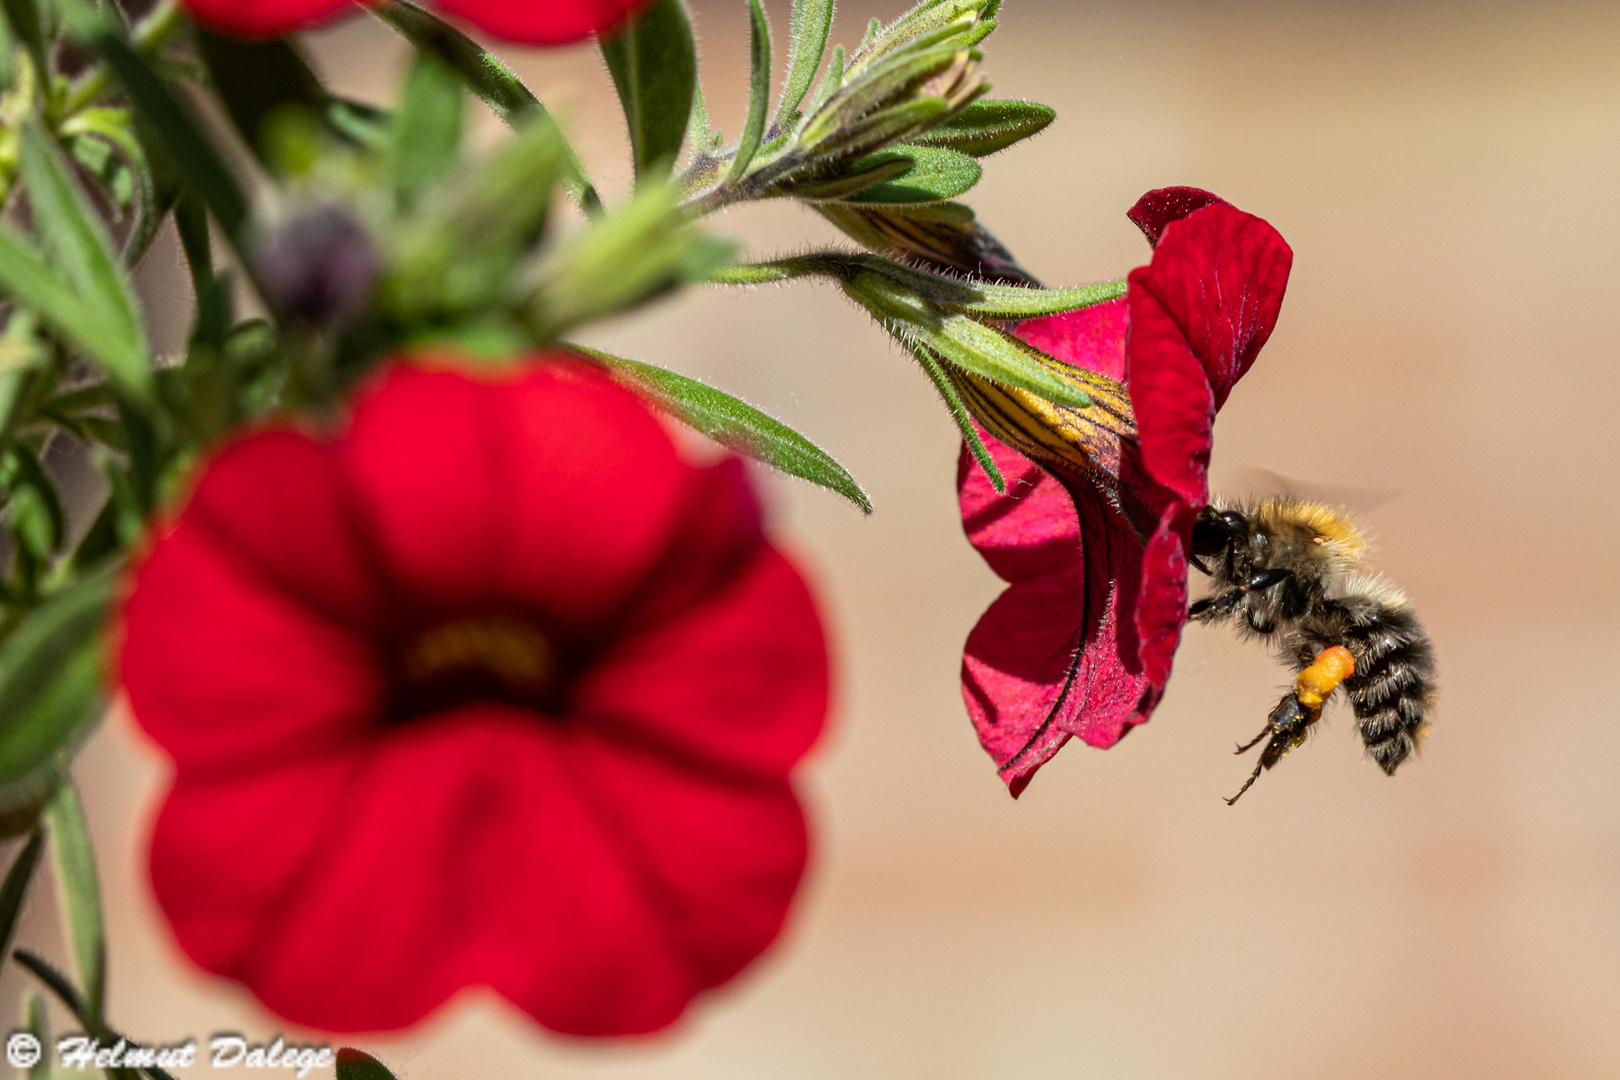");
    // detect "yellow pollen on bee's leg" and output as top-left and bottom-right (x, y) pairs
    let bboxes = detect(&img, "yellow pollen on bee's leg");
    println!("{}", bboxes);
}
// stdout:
(1294, 645), (1356, 710)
